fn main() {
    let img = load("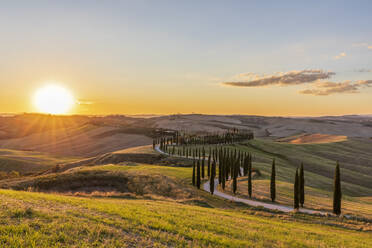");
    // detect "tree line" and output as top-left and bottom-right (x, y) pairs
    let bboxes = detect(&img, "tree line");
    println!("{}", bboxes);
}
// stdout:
(155, 137), (342, 216)
(153, 128), (254, 148)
